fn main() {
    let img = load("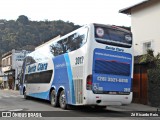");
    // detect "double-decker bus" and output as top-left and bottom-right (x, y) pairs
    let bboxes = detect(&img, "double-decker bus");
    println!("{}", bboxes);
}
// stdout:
(19, 23), (133, 109)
